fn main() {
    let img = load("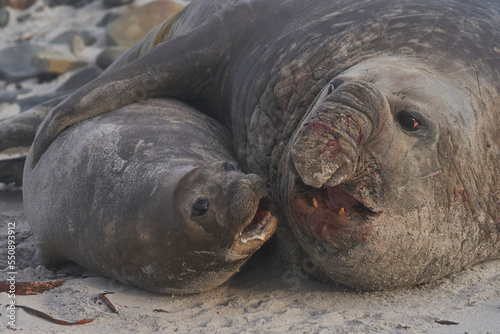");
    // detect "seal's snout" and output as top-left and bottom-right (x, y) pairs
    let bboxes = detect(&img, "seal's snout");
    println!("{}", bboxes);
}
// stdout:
(230, 195), (278, 256)
(290, 80), (388, 188)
